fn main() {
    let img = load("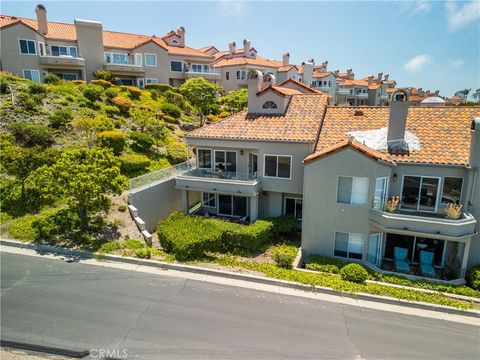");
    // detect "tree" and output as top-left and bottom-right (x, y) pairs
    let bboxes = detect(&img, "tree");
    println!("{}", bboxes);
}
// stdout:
(219, 88), (248, 113)
(147, 120), (167, 147)
(73, 109), (113, 149)
(178, 78), (221, 126)
(473, 89), (480, 102)
(454, 89), (471, 104)
(131, 107), (155, 133)
(34, 147), (127, 228)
